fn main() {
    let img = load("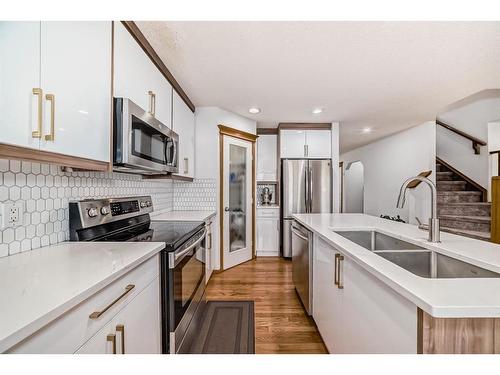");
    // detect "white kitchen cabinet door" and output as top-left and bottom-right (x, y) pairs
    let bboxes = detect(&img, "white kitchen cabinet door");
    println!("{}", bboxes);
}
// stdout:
(111, 278), (161, 354)
(114, 22), (172, 128)
(306, 130), (331, 158)
(312, 235), (341, 353)
(256, 217), (279, 256)
(75, 320), (117, 354)
(77, 278), (161, 354)
(0, 22), (41, 150)
(39, 21), (112, 162)
(172, 90), (195, 178)
(257, 135), (277, 181)
(280, 129), (306, 158)
(335, 255), (417, 354)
